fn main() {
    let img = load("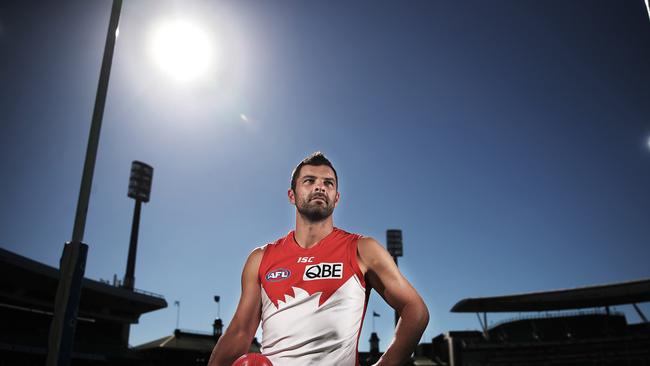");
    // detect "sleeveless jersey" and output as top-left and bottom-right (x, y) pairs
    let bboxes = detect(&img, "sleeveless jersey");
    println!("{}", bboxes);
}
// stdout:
(258, 228), (368, 366)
